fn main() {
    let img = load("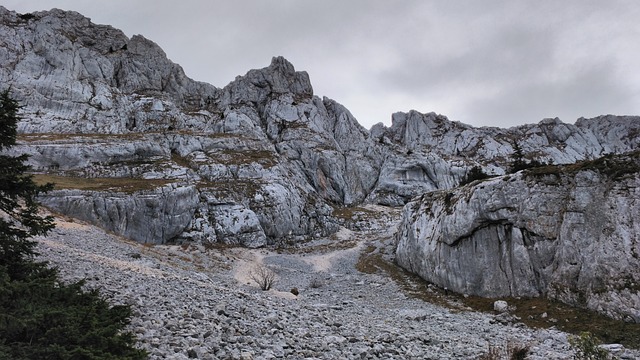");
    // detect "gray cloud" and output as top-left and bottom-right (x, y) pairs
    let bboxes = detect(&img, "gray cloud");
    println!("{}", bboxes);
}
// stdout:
(3, 0), (640, 129)
(378, 24), (558, 92)
(463, 61), (637, 127)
